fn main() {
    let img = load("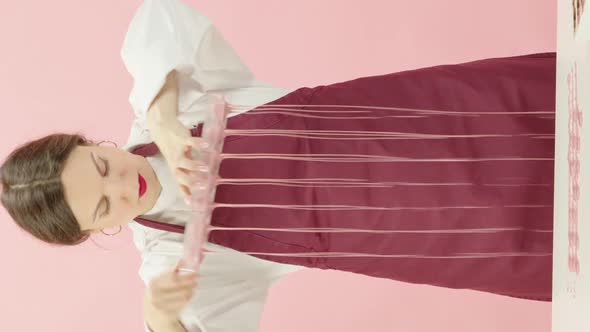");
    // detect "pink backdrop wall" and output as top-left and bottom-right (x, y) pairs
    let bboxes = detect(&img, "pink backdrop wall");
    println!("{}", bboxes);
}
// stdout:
(0, 1), (555, 331)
